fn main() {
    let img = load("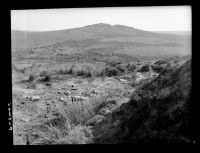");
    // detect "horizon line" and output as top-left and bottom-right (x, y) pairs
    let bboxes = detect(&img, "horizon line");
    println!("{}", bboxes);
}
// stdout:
(11, 23), (192, 33)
